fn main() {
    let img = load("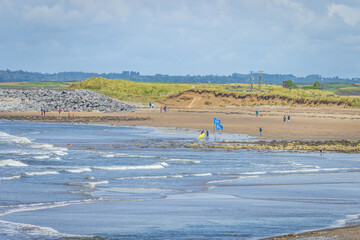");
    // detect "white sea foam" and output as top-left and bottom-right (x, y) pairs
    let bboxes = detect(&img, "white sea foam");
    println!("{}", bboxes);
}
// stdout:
(190, 173), (212, 177)
(64, 167), (92, 173)
(0, 199), (99, 217)
(0, 175), (21, 181)
(85, 180), (109, 188)
(115, 175), (168, 180)
(93, 163), (165, 171)
(242, 171), (266, 175)
(99, 152), (155, 159)
(0, 159), (28, 167)
(160, 162), (169, 167)
(0, 220), (92, 239)
(331, 213), (360, 228)
(24, 171), (59, 176)
(33, 155), (50, 160)
(0, 131), (32, 144)
(269, 168), (359, 174)
(162, 157), (201, 164)
(285, 161), (320, 168)
(31, 144), (68, 156)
